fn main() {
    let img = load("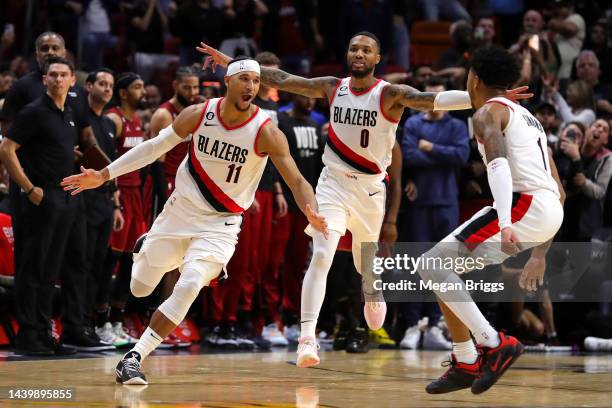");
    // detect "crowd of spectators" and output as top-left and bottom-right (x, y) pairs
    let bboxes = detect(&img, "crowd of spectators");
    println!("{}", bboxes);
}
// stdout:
(1, 0), (612, 355)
